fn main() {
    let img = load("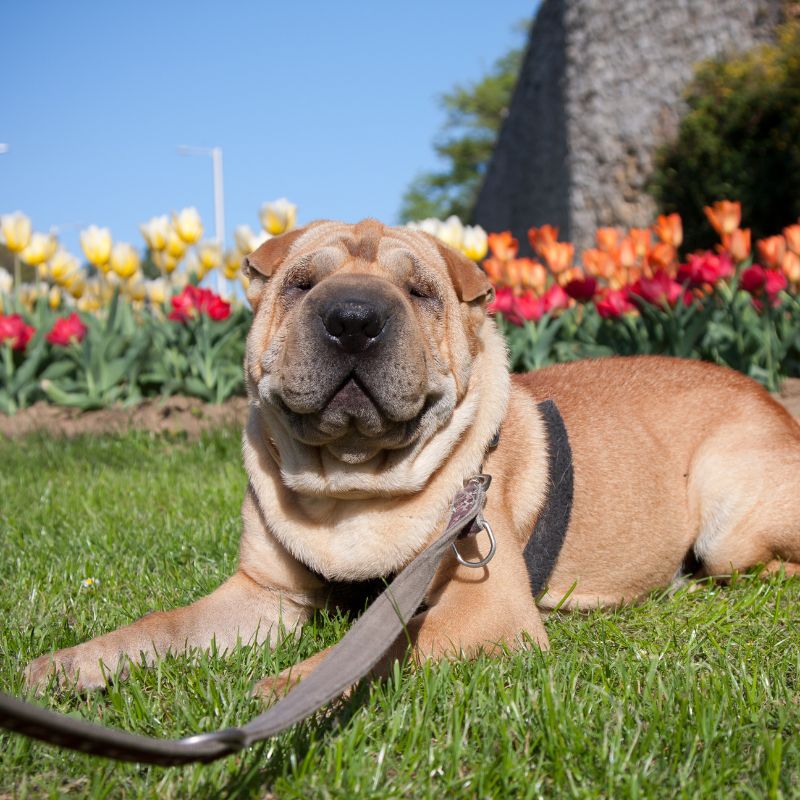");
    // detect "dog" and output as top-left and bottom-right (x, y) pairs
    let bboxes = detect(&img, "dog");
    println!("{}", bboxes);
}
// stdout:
(24, 218), (800, 697)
